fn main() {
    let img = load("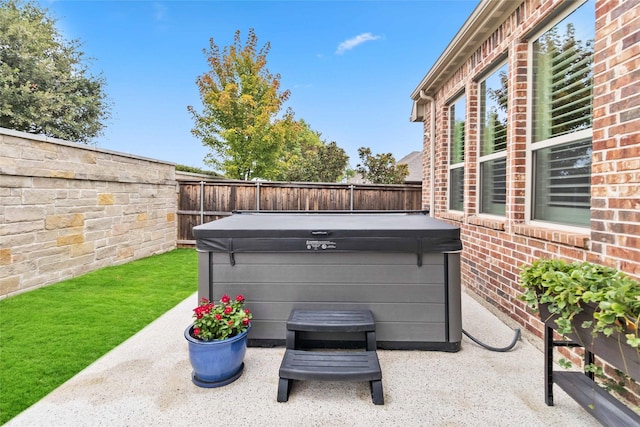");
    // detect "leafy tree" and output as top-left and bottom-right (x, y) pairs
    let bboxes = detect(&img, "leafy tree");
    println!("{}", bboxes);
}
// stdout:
(188, 28), (292, 180)
(0, 0), (110, 143)
(342, 166), (356, 182)
(308, 141), (349, 182)
(276, 119), (349, 182)
(276, 118), (319, 178)
(355, 147), (409, 184)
